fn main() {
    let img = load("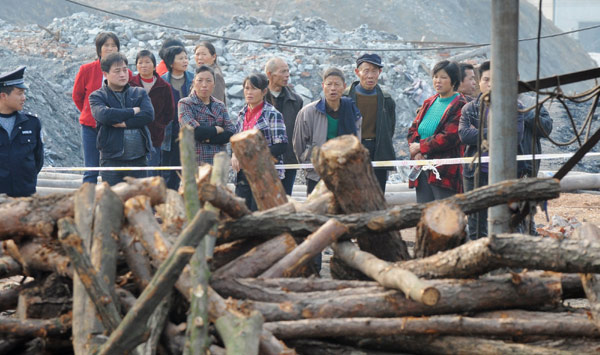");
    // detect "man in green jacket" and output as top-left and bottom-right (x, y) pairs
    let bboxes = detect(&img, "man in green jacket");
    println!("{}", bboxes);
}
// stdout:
(345, 53), (396, 192)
